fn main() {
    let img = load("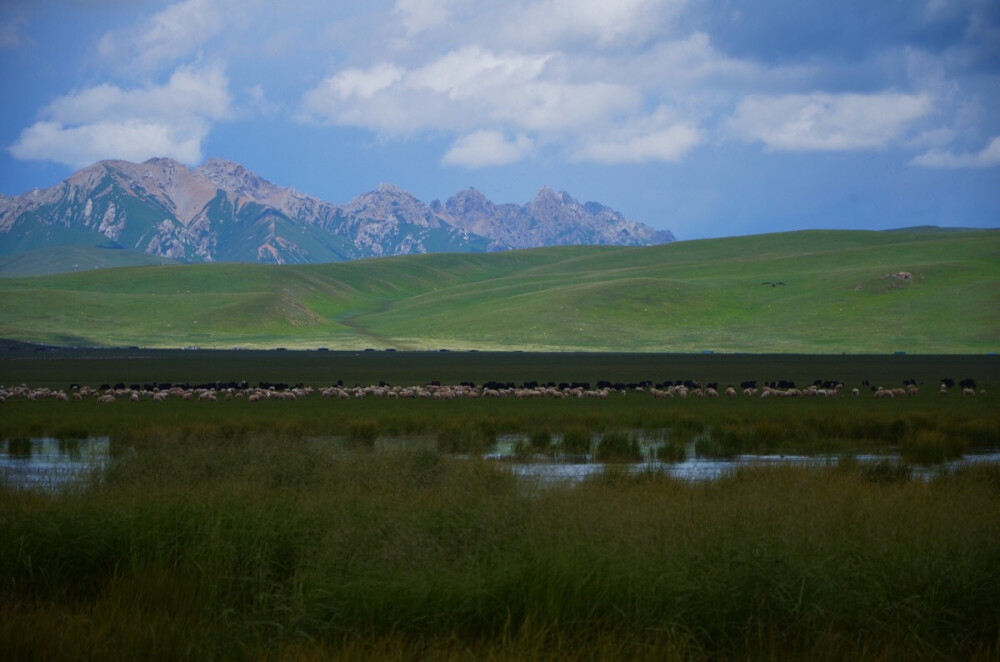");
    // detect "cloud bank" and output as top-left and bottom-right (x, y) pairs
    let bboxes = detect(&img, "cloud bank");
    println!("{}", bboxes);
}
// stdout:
(911, 136), (1000, 168)
(10, 66), (231, 168)
(5, 0), (998, 174)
